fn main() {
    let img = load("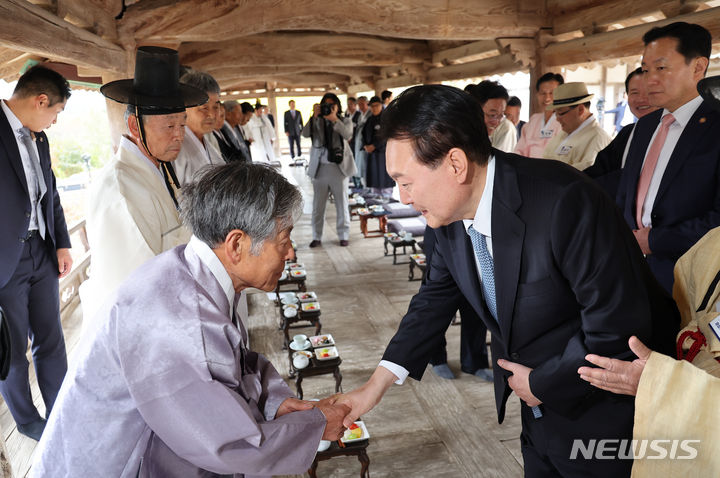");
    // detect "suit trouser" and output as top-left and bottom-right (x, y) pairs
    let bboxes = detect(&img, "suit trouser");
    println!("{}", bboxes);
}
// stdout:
(288, 135), (301, 158)
(429, 299), (489, 371)
(519, 397), (633, 478)
(311, 163), (350, 241)
(0, 234), (67, 425)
